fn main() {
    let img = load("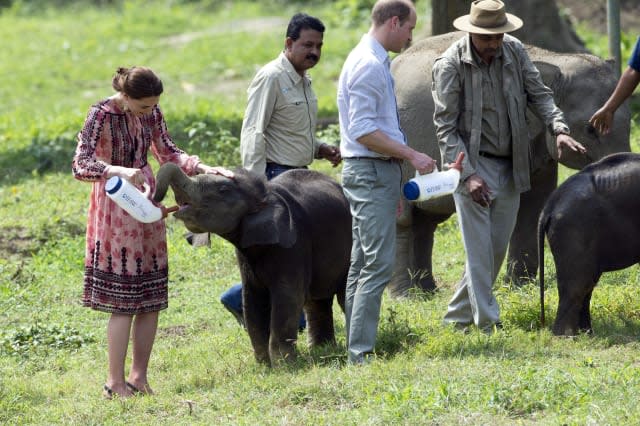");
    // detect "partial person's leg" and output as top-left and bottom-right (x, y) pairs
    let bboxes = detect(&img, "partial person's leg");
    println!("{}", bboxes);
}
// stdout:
(448, 187), (497, 329)
(343, 160), (400, 364)
(220, 283), (245, 326)
(105, 313), (134, 397)
(443, 266), (474, 326)
(446, 157), (518, 330)
(127, 311), (159, 394)
(342, 160), (366, 348)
